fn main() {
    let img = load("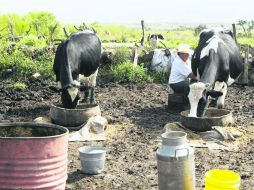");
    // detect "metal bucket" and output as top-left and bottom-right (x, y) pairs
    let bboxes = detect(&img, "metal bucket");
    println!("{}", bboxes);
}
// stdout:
(156, 131), (196, 190)
(78, 146), (106, 174)
(0, 122), (69, 190)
